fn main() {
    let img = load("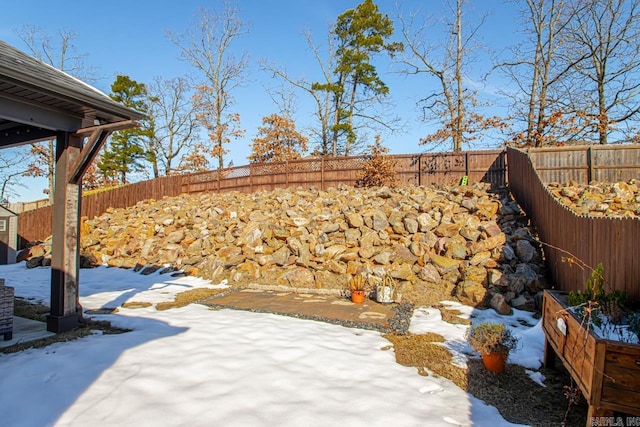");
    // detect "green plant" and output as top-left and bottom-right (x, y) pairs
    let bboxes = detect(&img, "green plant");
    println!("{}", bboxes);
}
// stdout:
(568, 263), (606, 307)
(567, 263), (630, 328)
(466, 321), (519, 355)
